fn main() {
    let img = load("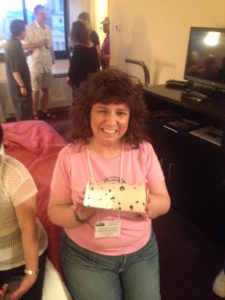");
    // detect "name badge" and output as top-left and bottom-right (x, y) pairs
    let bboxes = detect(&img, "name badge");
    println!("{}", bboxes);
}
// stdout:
(95, 220), (121, 238)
